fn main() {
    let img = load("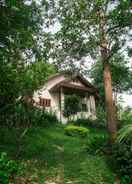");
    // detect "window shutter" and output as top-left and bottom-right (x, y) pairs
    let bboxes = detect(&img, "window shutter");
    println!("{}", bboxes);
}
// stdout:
(39, 98), (51, 107)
